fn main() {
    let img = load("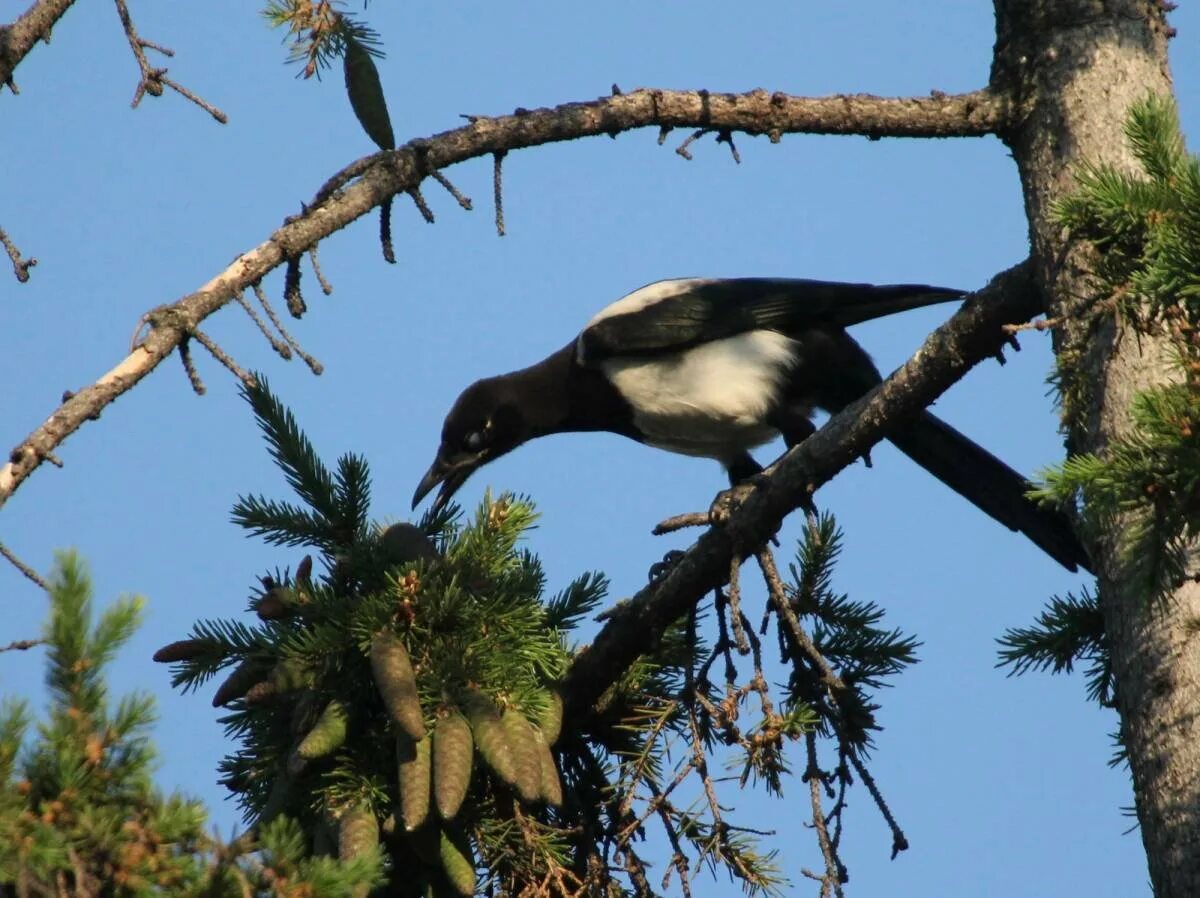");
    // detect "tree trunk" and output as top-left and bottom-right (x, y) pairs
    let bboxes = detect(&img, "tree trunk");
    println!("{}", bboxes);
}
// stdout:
(992, 2), (1200, 894)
